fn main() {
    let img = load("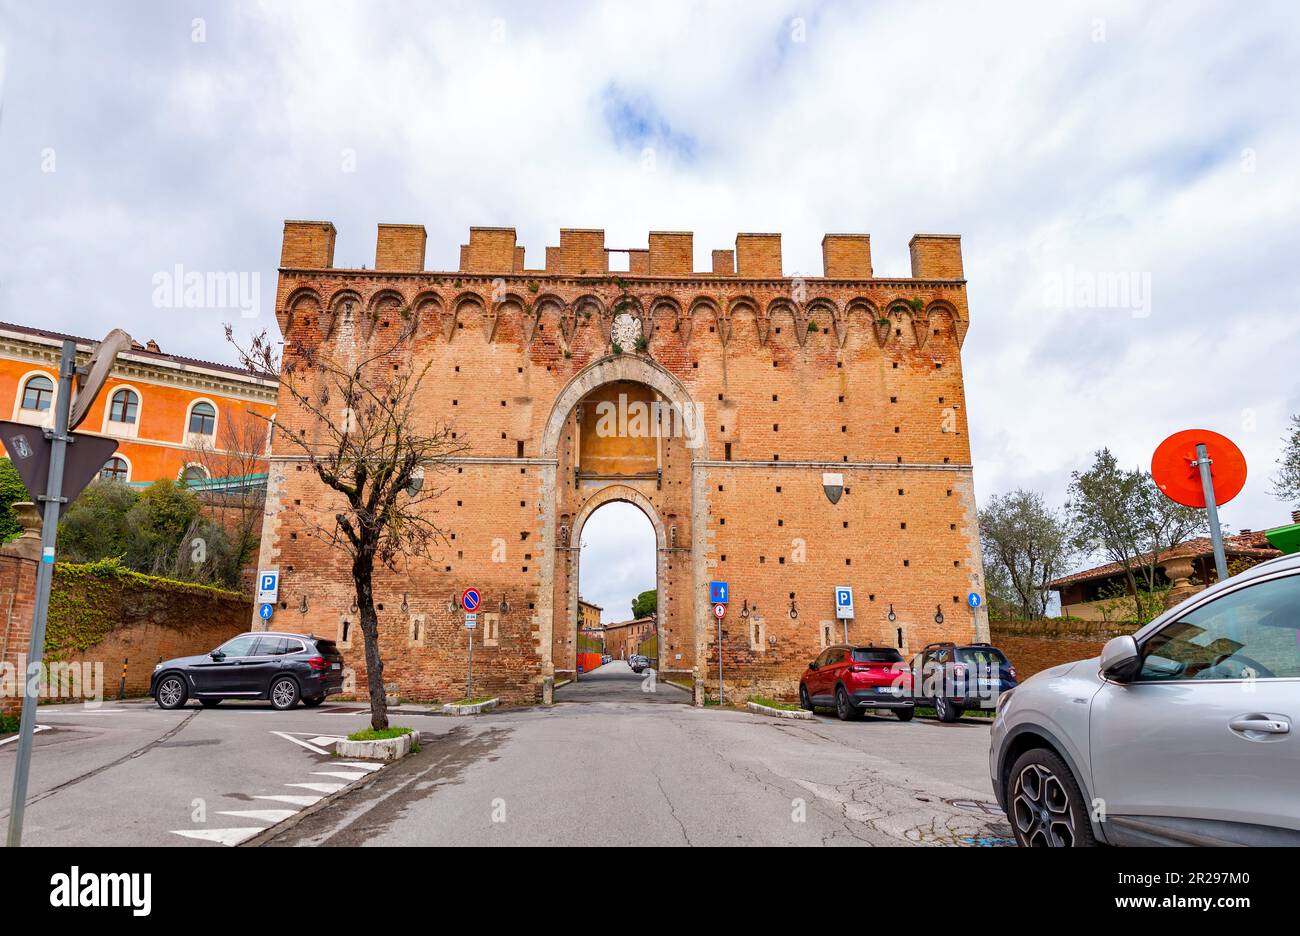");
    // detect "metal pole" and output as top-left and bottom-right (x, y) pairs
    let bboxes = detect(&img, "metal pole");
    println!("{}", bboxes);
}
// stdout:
(7, 340), (76, 847)
(716, 612), (724, 705)
(467, 629), (473, 698)
(1195, 443), (1230, 583)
